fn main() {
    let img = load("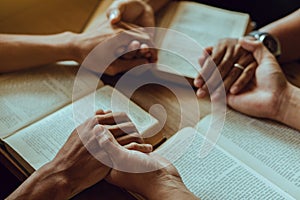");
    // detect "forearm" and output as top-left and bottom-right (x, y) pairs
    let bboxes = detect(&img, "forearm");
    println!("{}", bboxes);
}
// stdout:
(277, 83), (300, 131)
(259, 9), (300, 63)
(0, 32), (77, 73)
(7, 162), (70, 200)
(145, 0), (171, 13)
